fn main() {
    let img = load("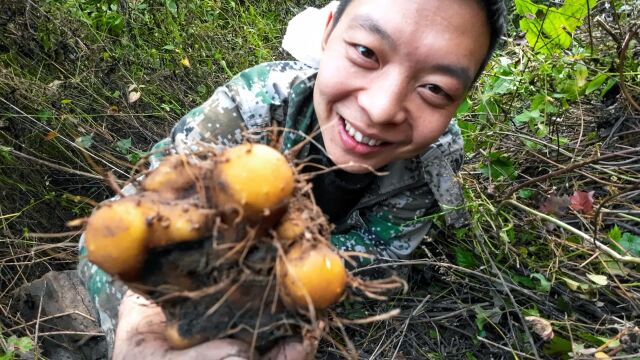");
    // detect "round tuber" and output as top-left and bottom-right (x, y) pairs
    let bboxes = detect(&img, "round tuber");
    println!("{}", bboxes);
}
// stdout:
(85, 199), (149, 279)
(278, 242), (347, 310)
(215, 144), (294, 219)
